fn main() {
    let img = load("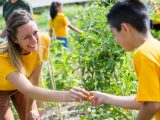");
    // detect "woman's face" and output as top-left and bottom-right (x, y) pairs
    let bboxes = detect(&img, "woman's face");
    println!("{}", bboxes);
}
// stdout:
(15, 21), (39, 54)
